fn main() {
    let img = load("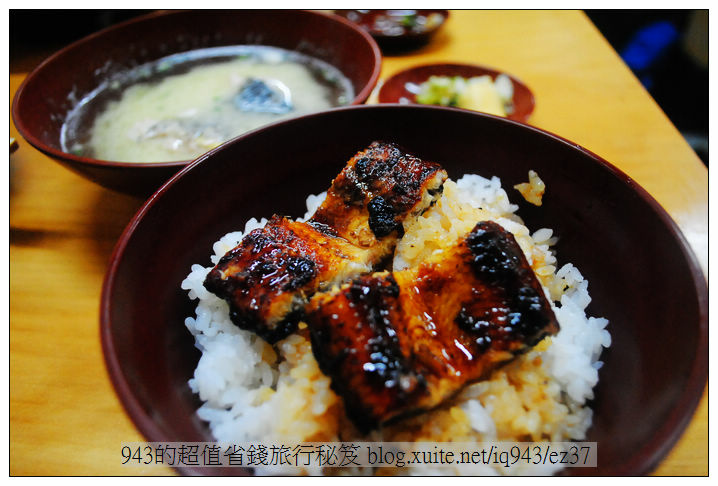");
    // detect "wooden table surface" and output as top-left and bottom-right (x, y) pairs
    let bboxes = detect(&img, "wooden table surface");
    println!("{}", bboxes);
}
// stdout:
(9, 10), (707, 476)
